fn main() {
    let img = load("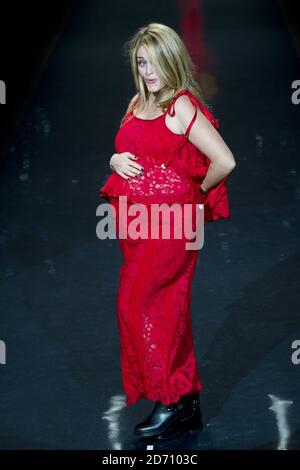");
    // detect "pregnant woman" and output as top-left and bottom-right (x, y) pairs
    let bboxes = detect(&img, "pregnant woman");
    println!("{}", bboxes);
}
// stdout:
(99, 22), (236, 439)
